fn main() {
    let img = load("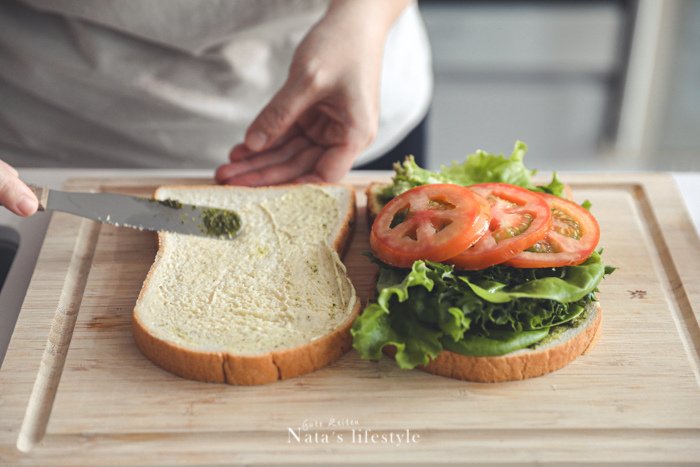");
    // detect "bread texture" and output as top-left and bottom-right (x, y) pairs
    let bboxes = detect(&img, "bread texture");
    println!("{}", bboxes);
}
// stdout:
(384, 301), (601, 383)
(133, 184), (360, 385)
